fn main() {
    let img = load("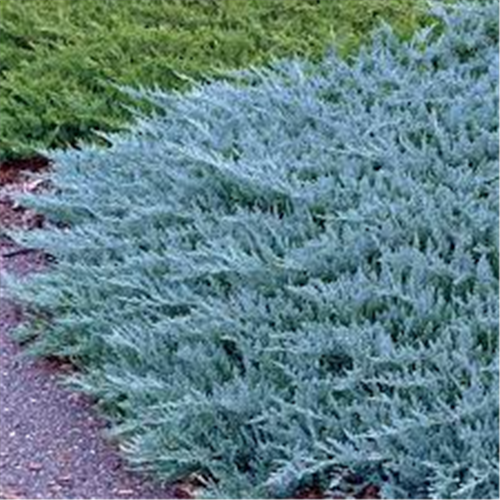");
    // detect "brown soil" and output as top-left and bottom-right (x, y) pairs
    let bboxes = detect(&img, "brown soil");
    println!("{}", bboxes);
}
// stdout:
(0, 156), (50, 188)
(0, 156), (48, 232)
